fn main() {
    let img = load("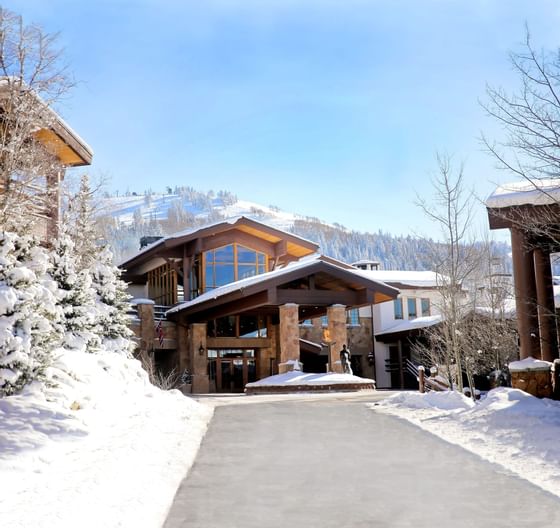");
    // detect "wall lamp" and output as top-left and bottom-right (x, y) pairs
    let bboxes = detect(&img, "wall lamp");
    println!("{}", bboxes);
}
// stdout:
(198, 342), (205, 356)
